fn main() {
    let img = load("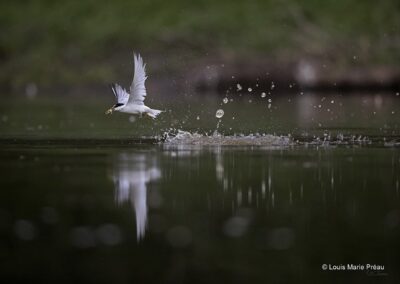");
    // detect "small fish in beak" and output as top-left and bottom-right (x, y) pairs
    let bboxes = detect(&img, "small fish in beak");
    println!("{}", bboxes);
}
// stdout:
(106, 103), (125, 114)
(105, 107), (114, 115)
